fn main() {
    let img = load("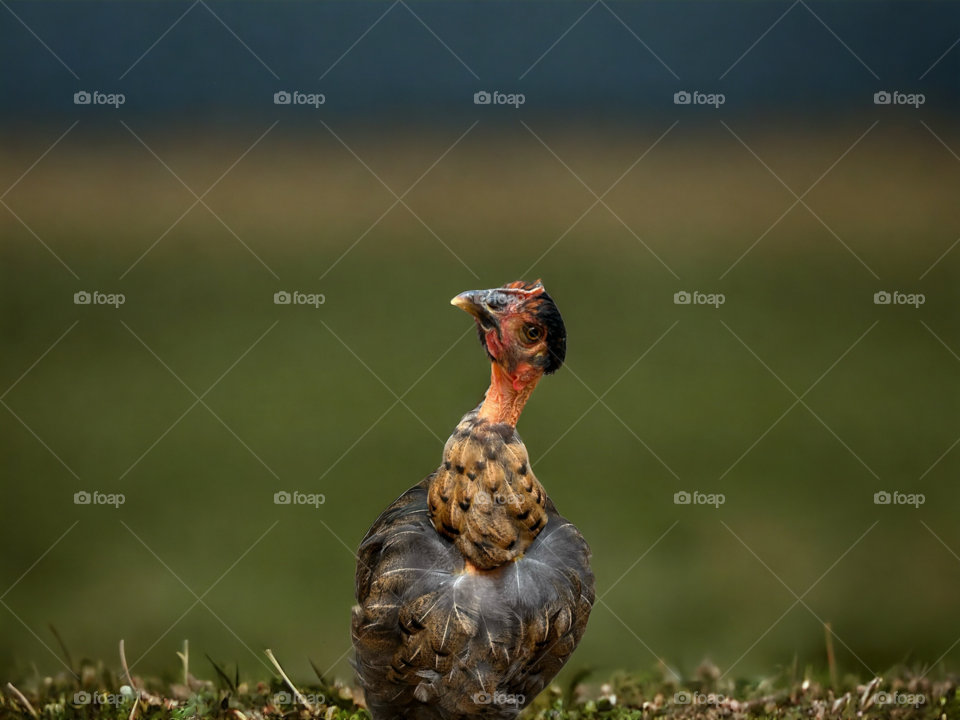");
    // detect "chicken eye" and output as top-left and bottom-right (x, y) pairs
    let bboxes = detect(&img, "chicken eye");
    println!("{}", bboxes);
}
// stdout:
(524, 325), (542, 343)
